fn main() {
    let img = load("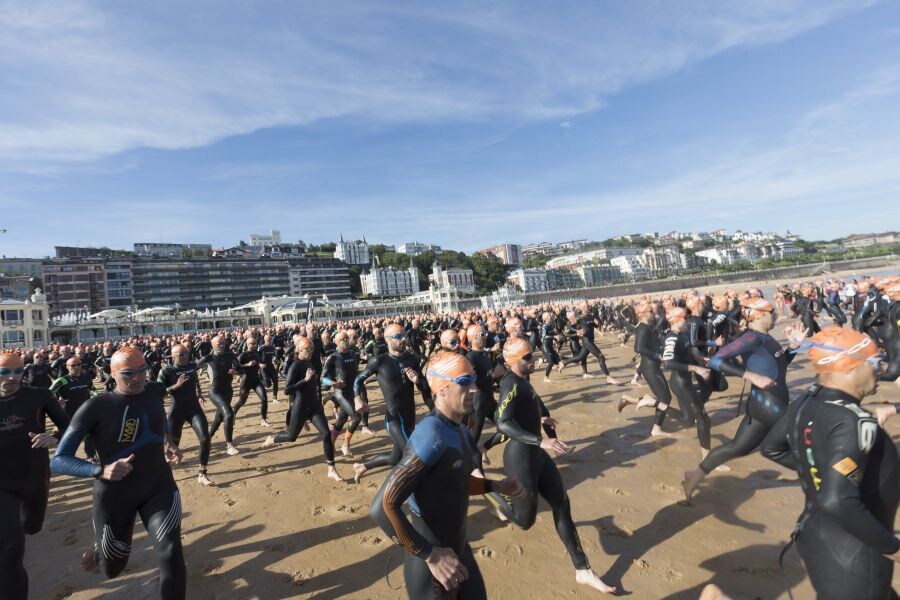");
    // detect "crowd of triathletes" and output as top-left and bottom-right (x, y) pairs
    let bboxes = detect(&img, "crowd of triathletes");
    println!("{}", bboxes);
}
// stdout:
(3, 273), (899, 599)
